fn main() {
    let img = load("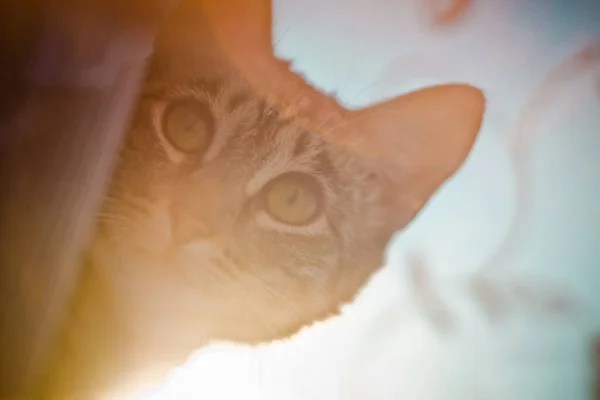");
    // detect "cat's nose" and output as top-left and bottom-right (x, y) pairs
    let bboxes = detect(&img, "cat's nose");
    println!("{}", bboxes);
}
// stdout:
(170, 202), (219, 243)
(169, 178), (238, 244)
